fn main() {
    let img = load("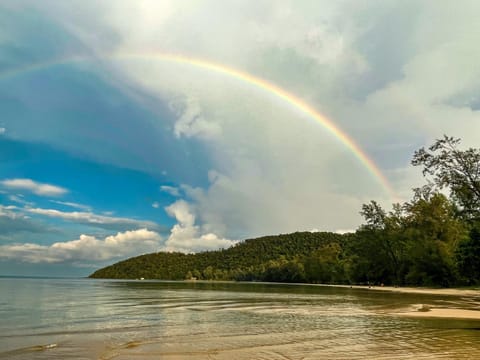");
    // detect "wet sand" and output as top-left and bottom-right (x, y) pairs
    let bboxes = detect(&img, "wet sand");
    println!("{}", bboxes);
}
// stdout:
(399, 307), (480, 319)
(360, 284), (480, 297)
(213, 282), (480, 320)
(198, 282), (480, 321)
(361, 285), (480, 319)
